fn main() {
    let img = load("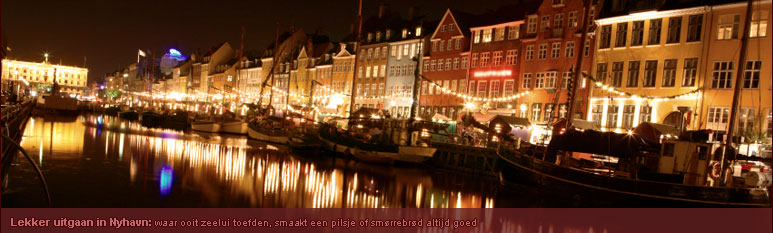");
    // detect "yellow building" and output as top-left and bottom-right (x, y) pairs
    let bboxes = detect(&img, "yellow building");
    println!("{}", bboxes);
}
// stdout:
(2, 58), (88, 96)
(591, 2), (715, 132)
(699, 0), (771, 140)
